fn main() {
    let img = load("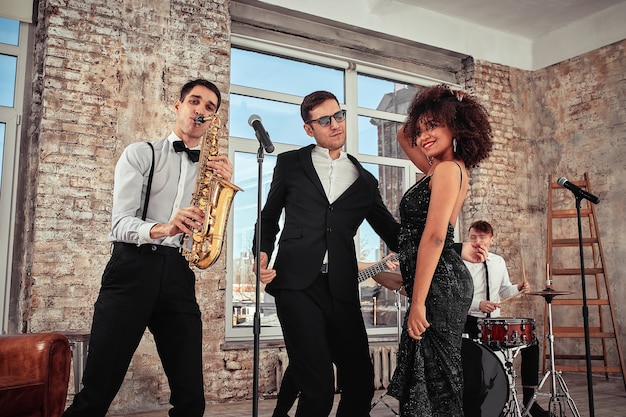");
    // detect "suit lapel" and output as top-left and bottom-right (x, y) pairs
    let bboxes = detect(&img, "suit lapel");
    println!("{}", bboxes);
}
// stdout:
(332, 154), (367, 203)
(298, 145), (327, 198)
